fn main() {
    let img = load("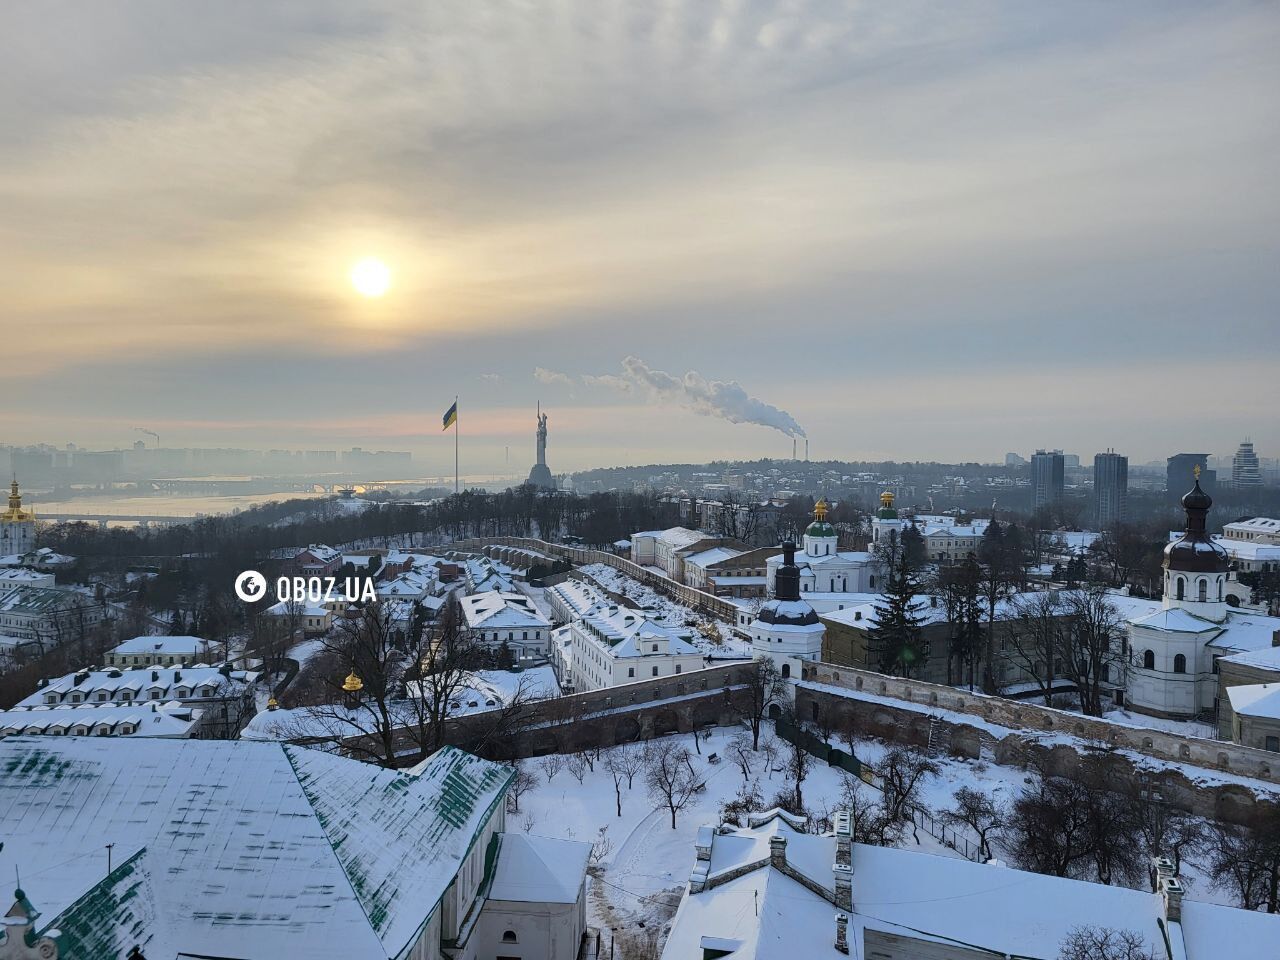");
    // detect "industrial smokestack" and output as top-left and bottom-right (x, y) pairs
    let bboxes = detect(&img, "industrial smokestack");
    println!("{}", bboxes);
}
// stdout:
(805, 439), (809, 461)
(792, 438), (796, 460)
